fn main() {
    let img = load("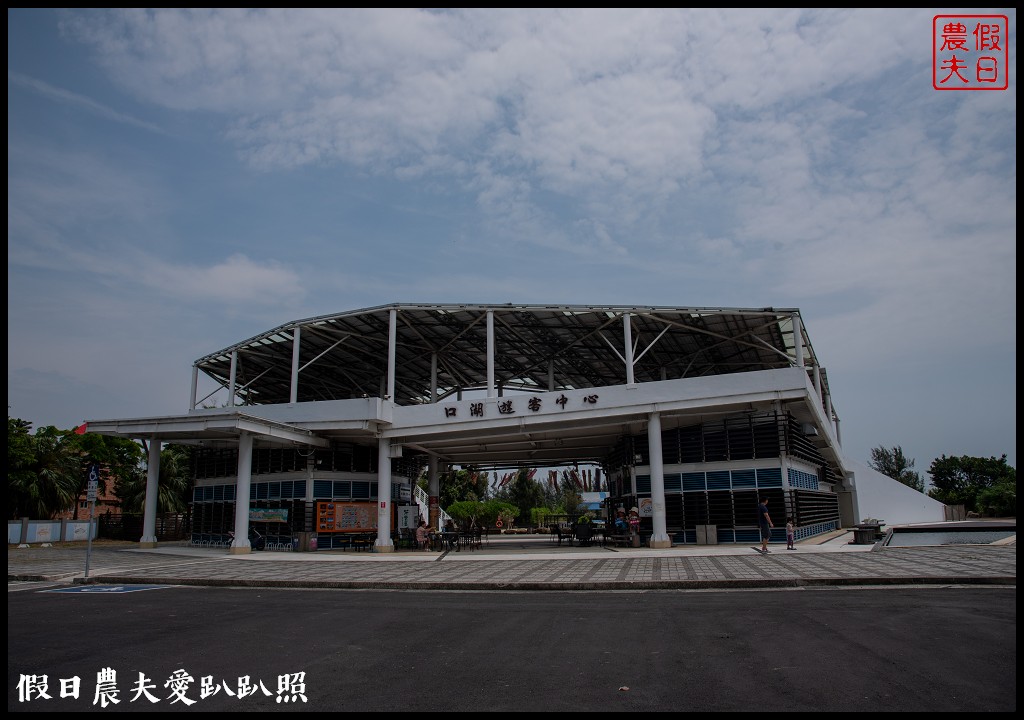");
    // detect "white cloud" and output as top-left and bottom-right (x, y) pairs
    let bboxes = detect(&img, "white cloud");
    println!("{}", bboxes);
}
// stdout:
(8, 70), (166, 133)
(8, 8), (1016, 464)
